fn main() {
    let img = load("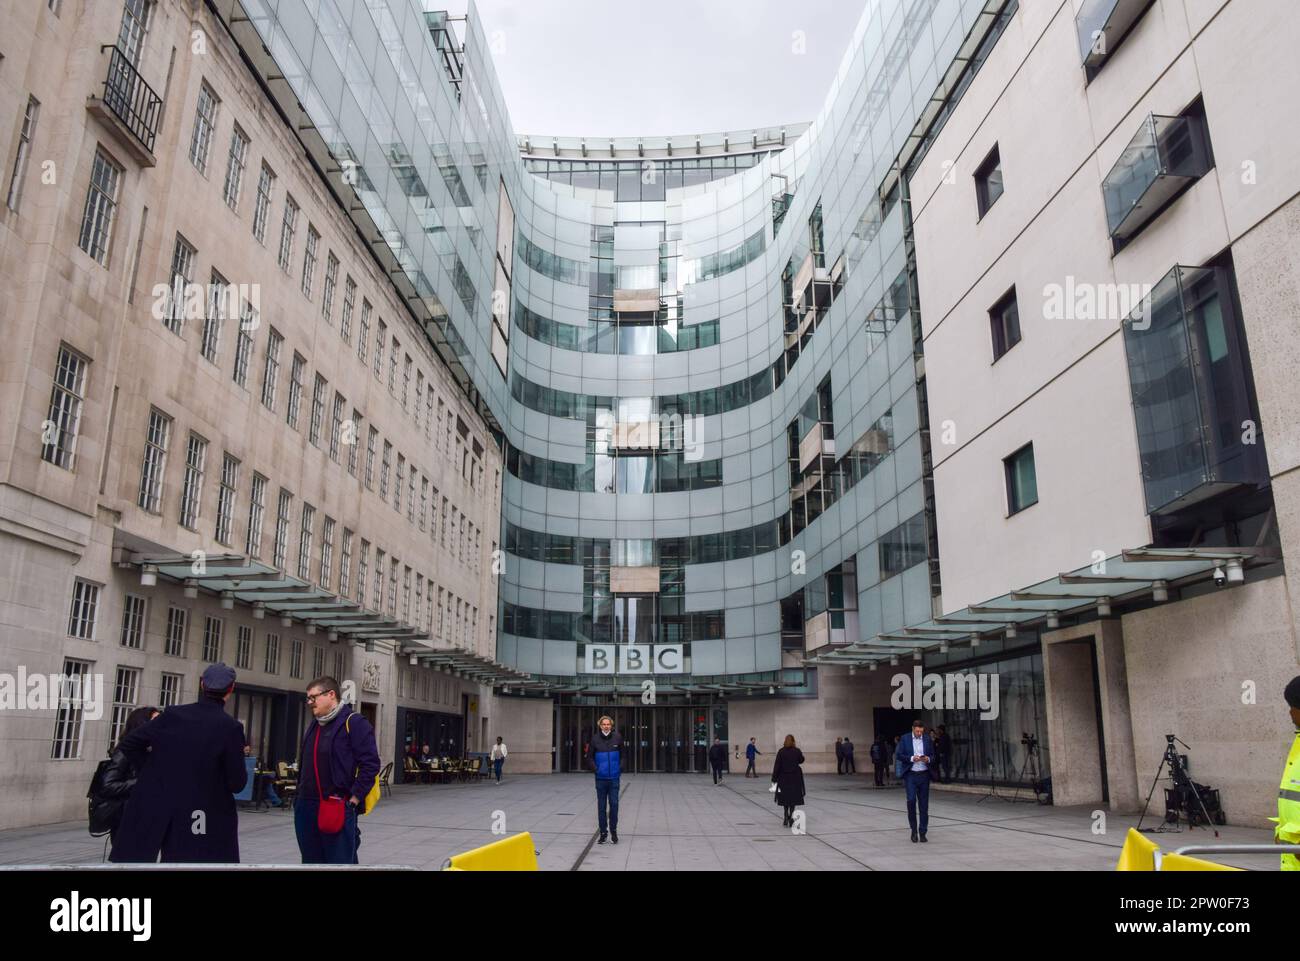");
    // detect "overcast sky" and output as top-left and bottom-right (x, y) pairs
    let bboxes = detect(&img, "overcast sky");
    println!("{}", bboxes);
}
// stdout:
(435, 0), (869, 137)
